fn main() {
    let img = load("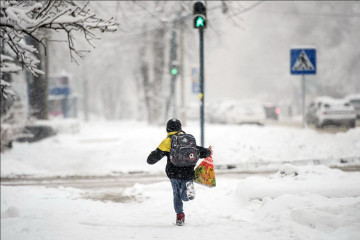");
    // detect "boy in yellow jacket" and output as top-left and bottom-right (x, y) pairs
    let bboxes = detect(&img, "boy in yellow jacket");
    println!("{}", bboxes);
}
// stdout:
(147, 118), (212, 226)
